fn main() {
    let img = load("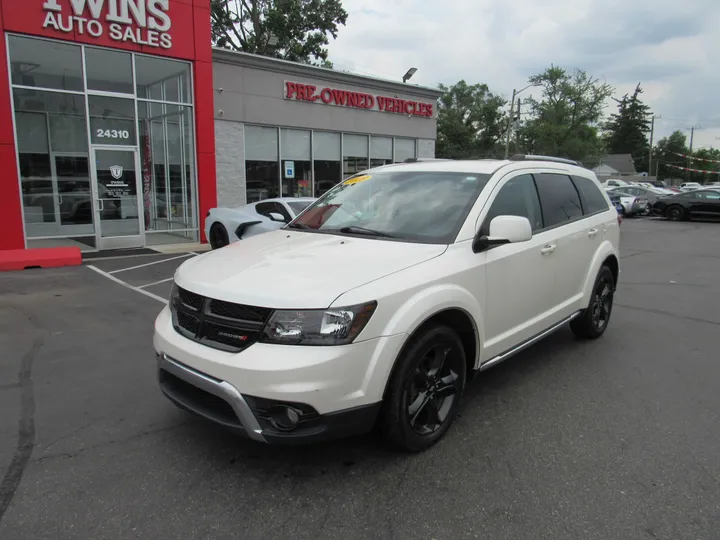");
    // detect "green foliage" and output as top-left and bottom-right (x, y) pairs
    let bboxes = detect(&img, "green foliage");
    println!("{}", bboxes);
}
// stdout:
(604, 84), (652, 172)
(520, 65), (613, 164)
(210, 0), (348, 66)
(435, 80), (507, 159)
